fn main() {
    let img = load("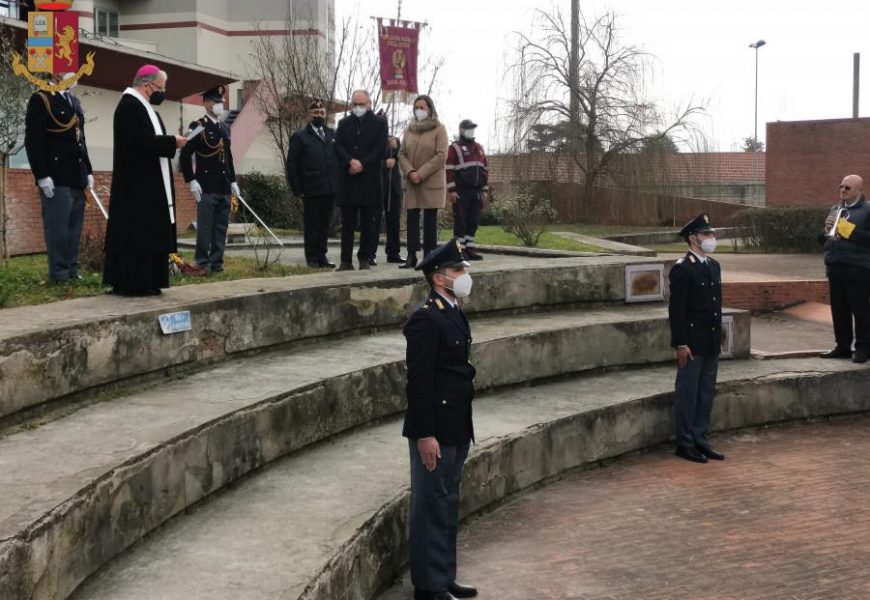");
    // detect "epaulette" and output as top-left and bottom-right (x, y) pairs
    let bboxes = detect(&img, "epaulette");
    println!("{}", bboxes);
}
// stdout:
(688, 255), (696, 264)
(675, 258), (684, 264)
(434, 298), (445, 310)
